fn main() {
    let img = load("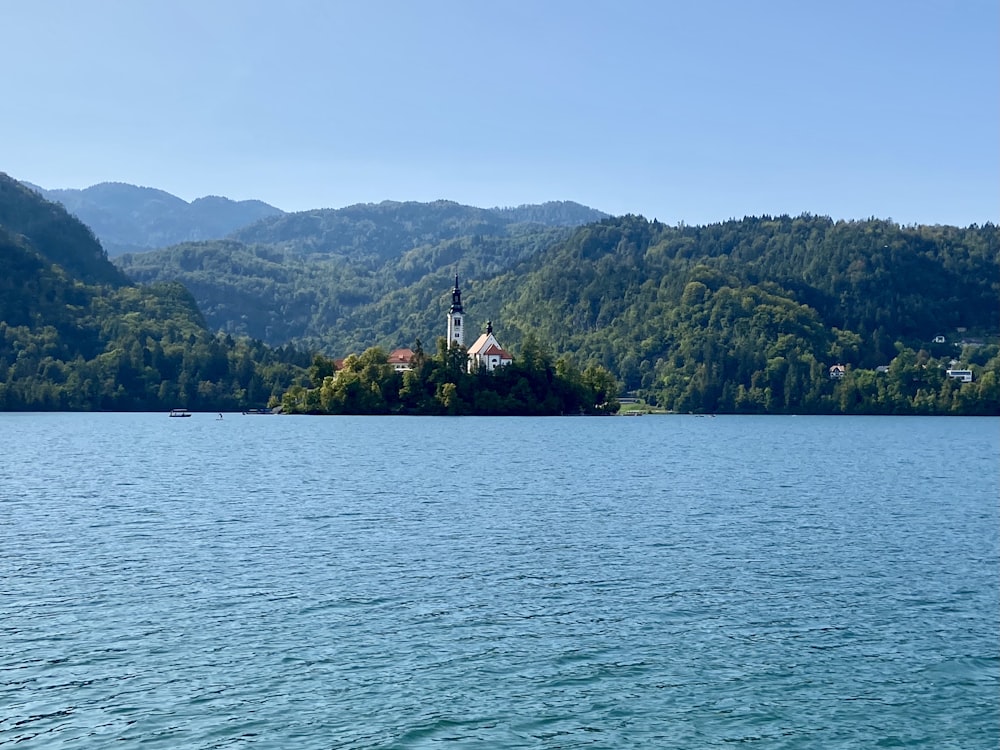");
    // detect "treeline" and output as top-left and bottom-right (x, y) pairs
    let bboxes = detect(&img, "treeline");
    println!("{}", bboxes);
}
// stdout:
(495, 215), (999, 414)
(280, 337), (620, 416)
(819, 348), (1000, 416)
(115, 212), (1000, 416)
(612, 271), (1000, 415)
(0, 287), (310, 412)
